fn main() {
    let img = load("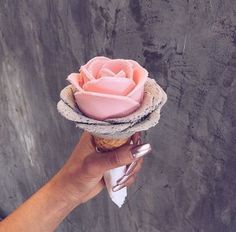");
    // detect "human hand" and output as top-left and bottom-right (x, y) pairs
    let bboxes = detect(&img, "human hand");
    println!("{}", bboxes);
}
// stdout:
(51, 131), (152, 206)
(0, 132), (151, 232)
